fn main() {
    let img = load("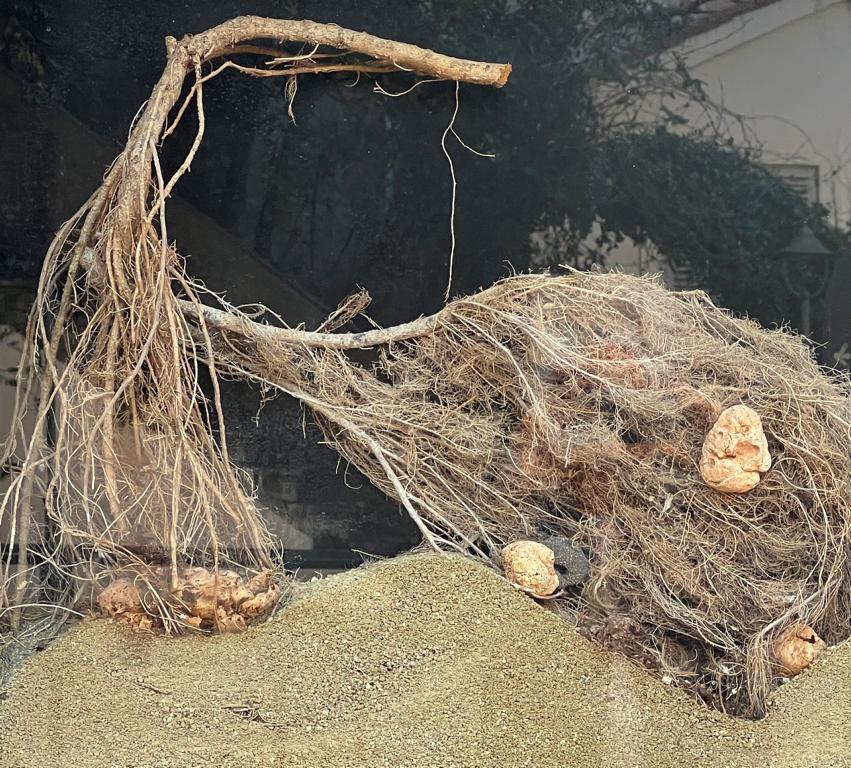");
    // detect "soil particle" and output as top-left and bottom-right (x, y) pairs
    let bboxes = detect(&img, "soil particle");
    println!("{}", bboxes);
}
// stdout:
(0, 553), (848, 768)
